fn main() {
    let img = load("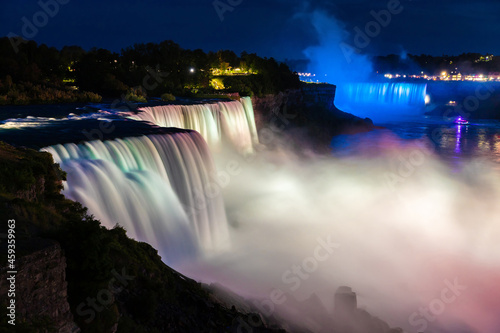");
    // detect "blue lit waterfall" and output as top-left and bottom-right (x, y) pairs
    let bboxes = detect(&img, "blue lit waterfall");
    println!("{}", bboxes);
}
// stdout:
(334, 82), (428, 121)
